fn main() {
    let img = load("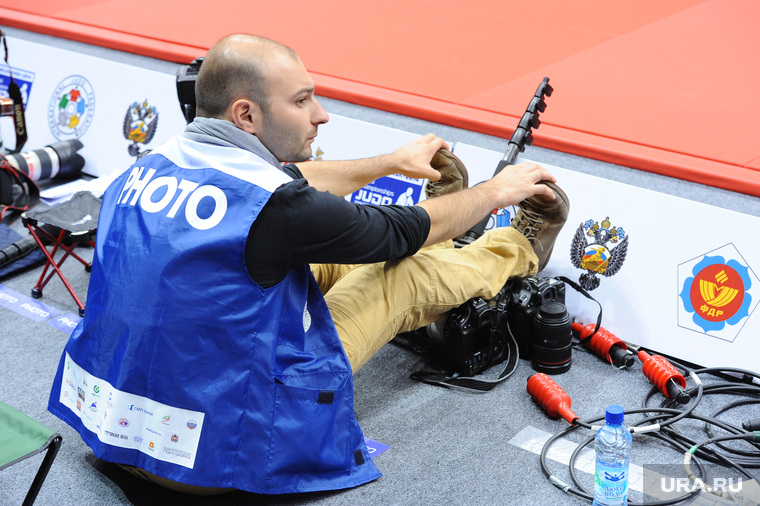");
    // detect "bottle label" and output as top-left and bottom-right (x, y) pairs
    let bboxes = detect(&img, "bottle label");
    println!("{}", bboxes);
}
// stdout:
(595, 465), (629, 503)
